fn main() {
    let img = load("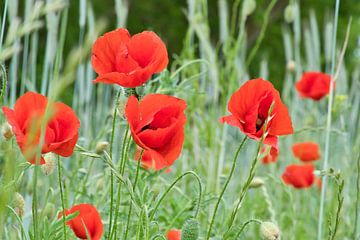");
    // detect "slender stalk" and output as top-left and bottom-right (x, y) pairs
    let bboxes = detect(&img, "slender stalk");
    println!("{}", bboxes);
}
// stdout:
(107, 90), (121, 239)
(0, 63), (7, 104)
(111, 126), (130, 239)
(234, 219), (261, 239)
(206, 136), (248, 240)
(353, 153), (360, 240)
(124, 150), (144, 239)
(149, 171), (203, 222)
(57, 156), (67, 240)
(318, 1), (340, 239)
(224, 138), (264, 235)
